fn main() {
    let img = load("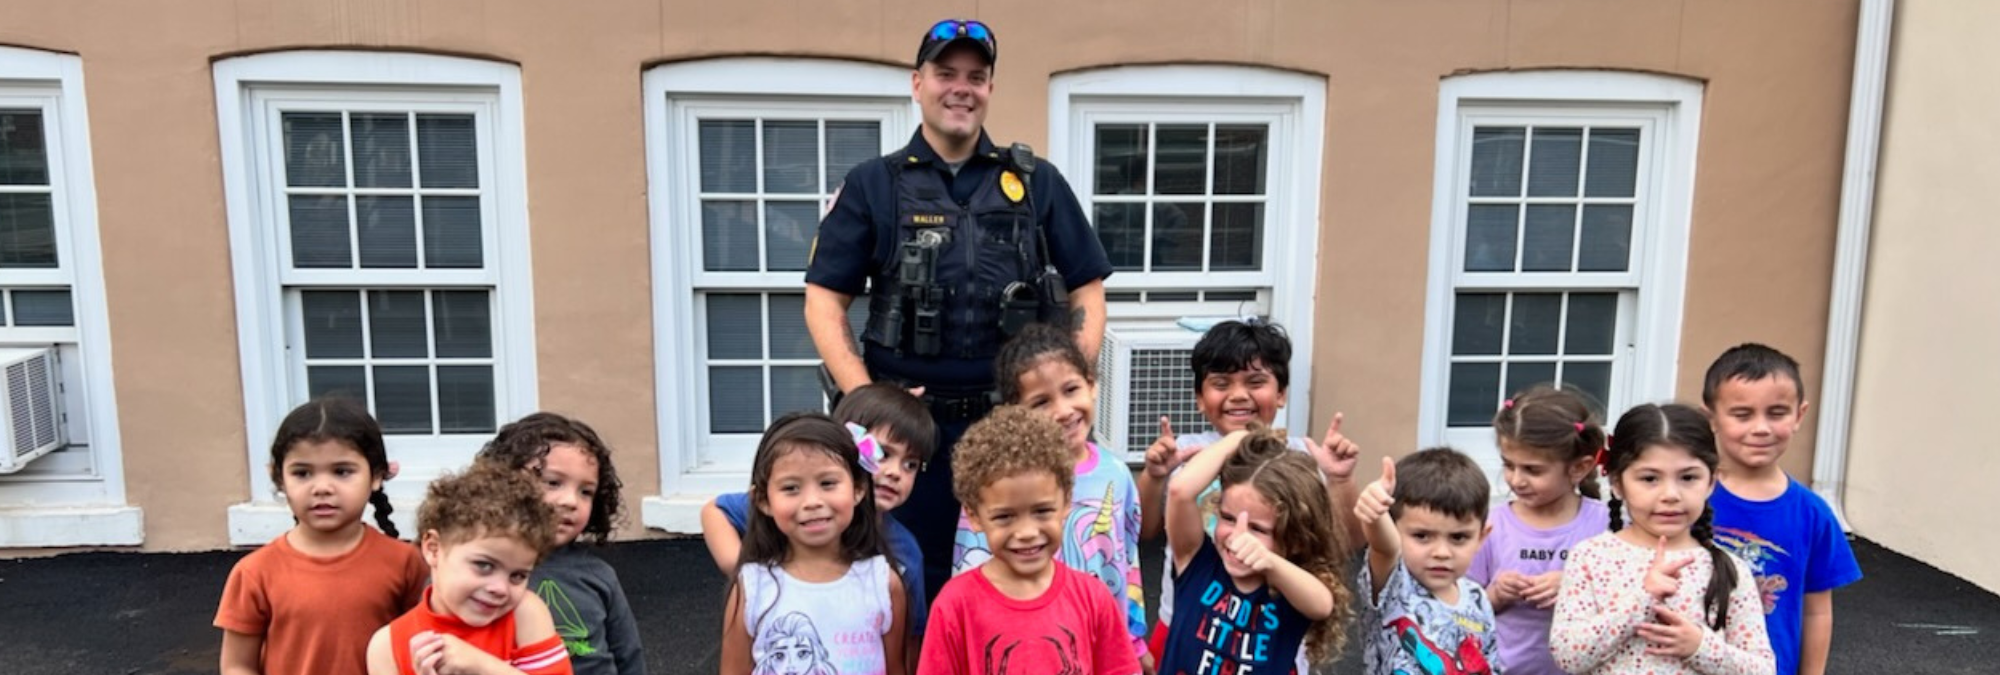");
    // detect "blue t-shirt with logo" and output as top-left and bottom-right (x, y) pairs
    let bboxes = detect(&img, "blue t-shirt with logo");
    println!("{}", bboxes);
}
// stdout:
(715, 491), (927, 636)
(1710, 479), (1862, 675)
